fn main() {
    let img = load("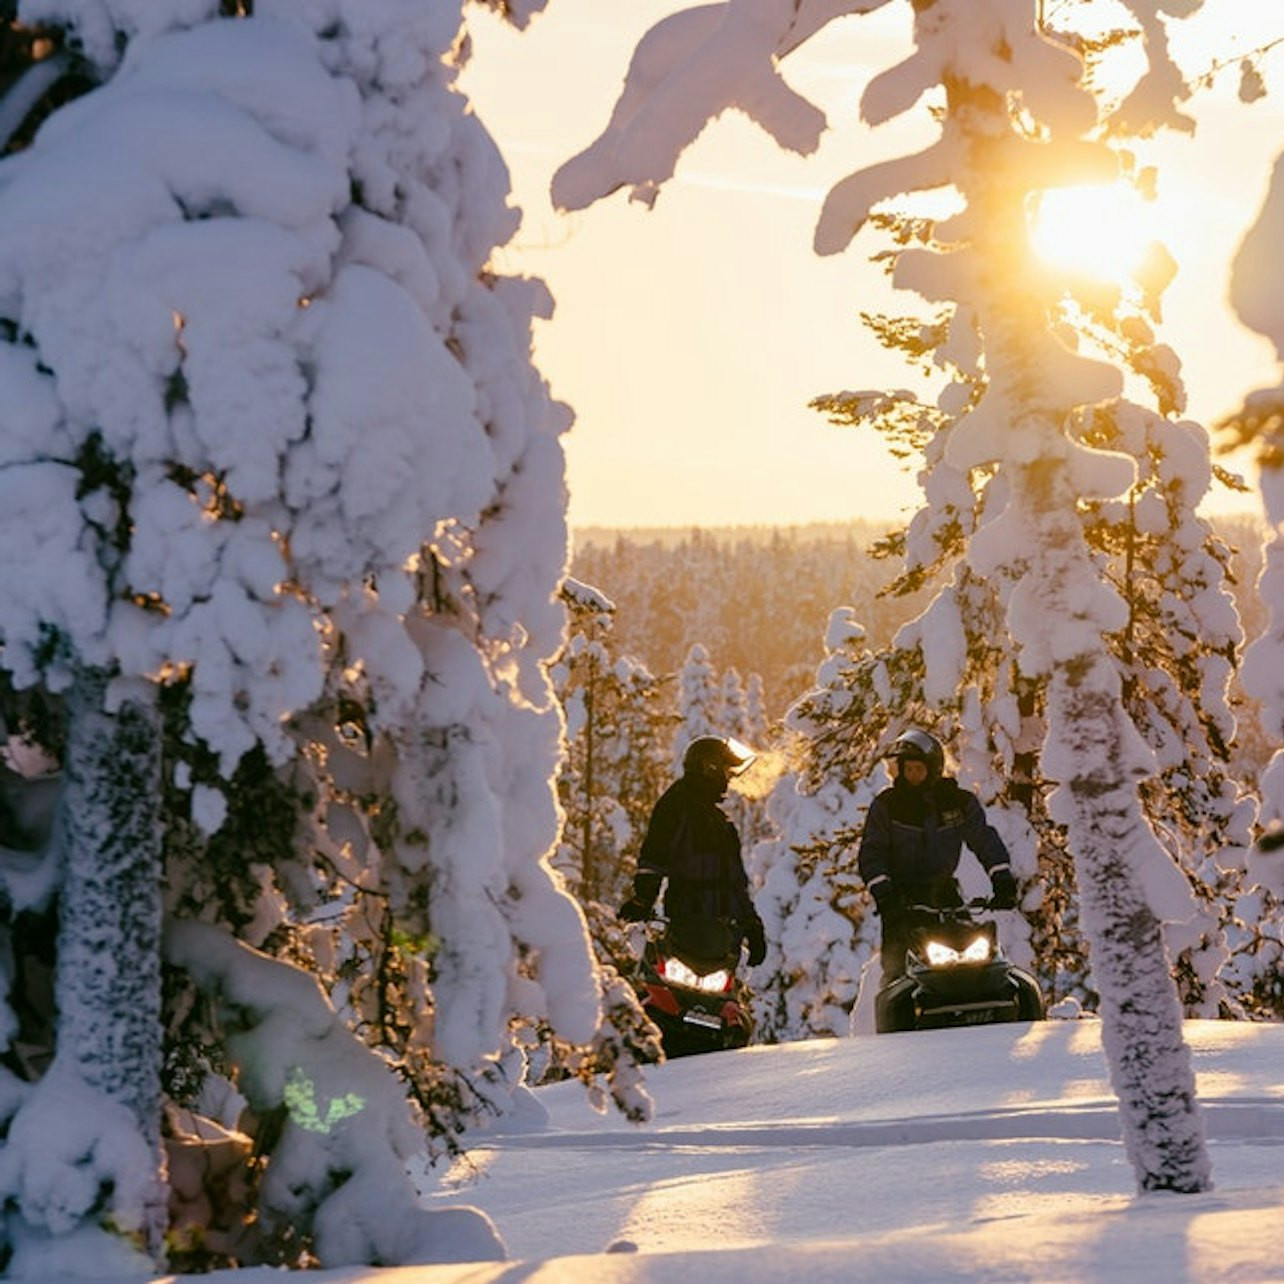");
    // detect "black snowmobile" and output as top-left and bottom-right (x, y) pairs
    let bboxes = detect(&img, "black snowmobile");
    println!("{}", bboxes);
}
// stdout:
(631, 915), (755, 1058)
(875, 899), (1045, 1034)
